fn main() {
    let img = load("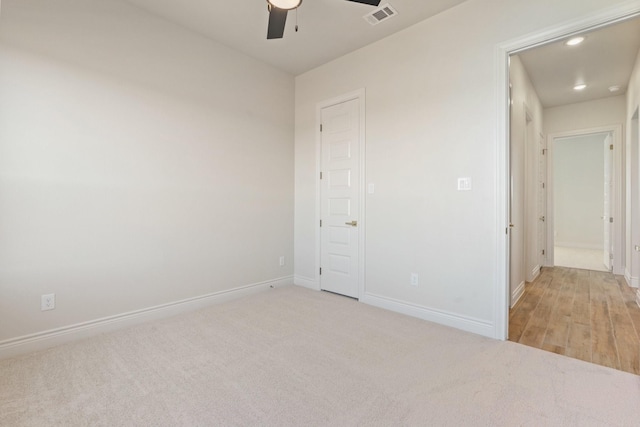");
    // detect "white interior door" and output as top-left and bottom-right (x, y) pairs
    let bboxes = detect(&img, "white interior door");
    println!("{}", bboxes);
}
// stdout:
(537, 132), (547, 269)
(320, 98), (360, 298)
(603, 133), (613, 271)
